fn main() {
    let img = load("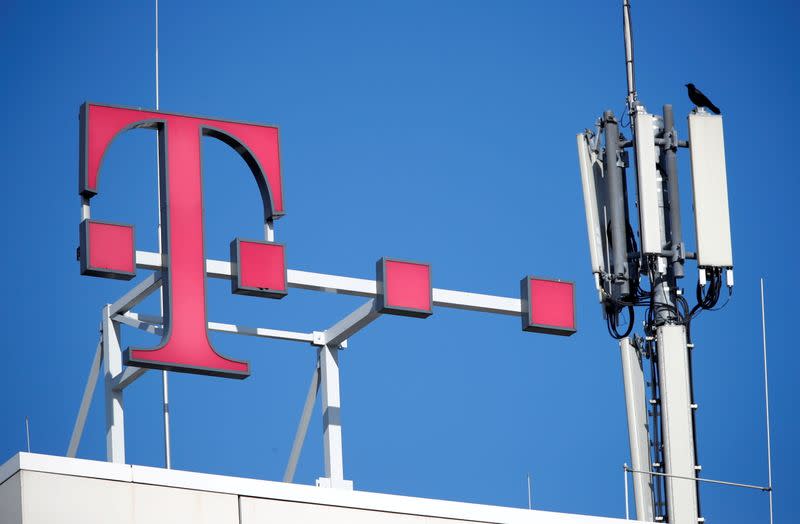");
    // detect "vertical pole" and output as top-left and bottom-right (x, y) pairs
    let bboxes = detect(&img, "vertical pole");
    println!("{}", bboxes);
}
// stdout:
(317, 345), (351, 489)
(603, 111), (630, 299)
(102, 305), (126, 463)
(624, 464), (630, 520)
(657, 324), (698, 523)
(265, 218), (275, 242)
(162, 371), (171, 469)
(527, 473), (532, 509)
(320, 345), (343, 481)
(25, 417), (30, 453)
(154, 0), (159, 111)
(622, 0), (637, 113)
(760, 278), (774, 524)
(154, 0), (171, 470)
(80, 196), (90, 221)
(619, 338), (655, 521)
